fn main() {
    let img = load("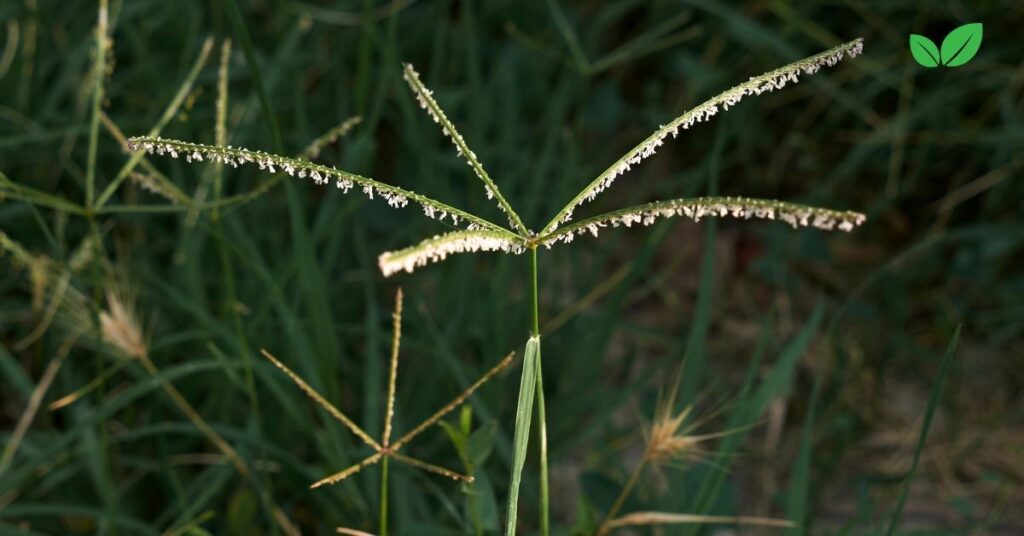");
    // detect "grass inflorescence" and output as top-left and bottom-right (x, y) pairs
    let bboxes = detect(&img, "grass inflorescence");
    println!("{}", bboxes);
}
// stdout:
(128, 37), (865, 534)
(4, 2), (1016, 534)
